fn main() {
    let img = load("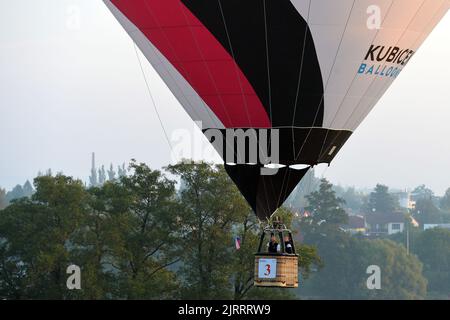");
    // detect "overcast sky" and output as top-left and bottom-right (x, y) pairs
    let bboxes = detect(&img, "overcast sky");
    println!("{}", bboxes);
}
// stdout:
(1, 0), (449, 195)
